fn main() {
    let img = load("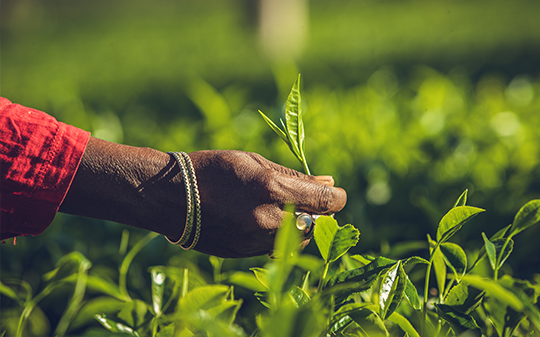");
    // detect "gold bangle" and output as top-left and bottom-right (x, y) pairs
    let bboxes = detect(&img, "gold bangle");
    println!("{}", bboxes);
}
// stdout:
(179, 152), (201, 250)
(166, 152), (194, 246)
(165, 151), (201, 250)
